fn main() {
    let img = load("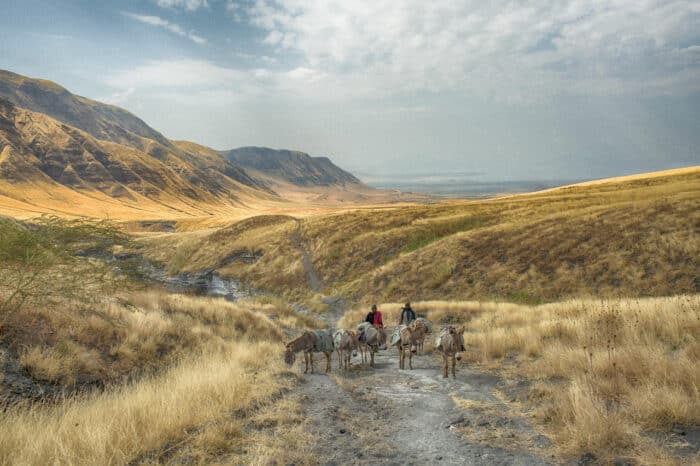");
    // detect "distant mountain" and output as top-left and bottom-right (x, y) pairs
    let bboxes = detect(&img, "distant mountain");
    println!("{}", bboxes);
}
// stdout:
(0, 70), (270, 195)
(0, 70), (378, 221)
(0, 97), (269, 204)
(221, 146), (361, 187)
